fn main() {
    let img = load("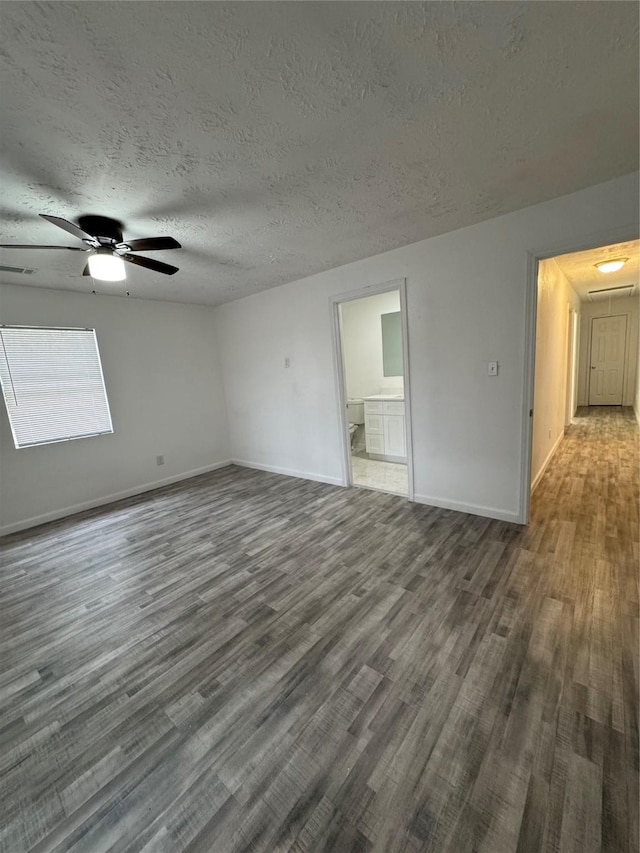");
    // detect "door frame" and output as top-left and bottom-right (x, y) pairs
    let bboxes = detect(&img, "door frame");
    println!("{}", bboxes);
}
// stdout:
(519, 225), (637, 525)
(330, 277), (414, 500)
(565, 305), (580, 426)
(587, 313), (628, 405)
